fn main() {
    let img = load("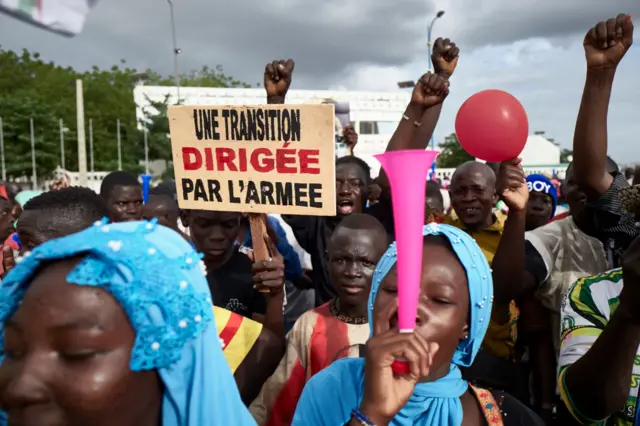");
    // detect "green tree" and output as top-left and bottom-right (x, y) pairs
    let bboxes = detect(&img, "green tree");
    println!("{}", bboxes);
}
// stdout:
(436, 133), (474, 168)
(0, 47), (248, 181)
(144, 65), (251, 88)
(0, 96), (60, 180)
